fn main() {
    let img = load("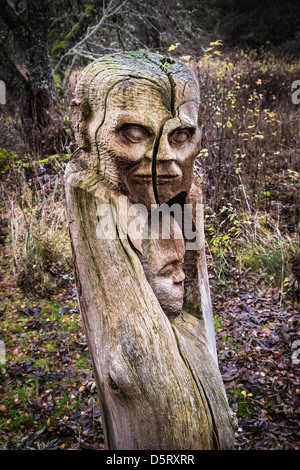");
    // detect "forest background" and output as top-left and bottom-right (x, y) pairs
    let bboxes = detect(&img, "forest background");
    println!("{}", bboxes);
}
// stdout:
(0, 0), (299, 450)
